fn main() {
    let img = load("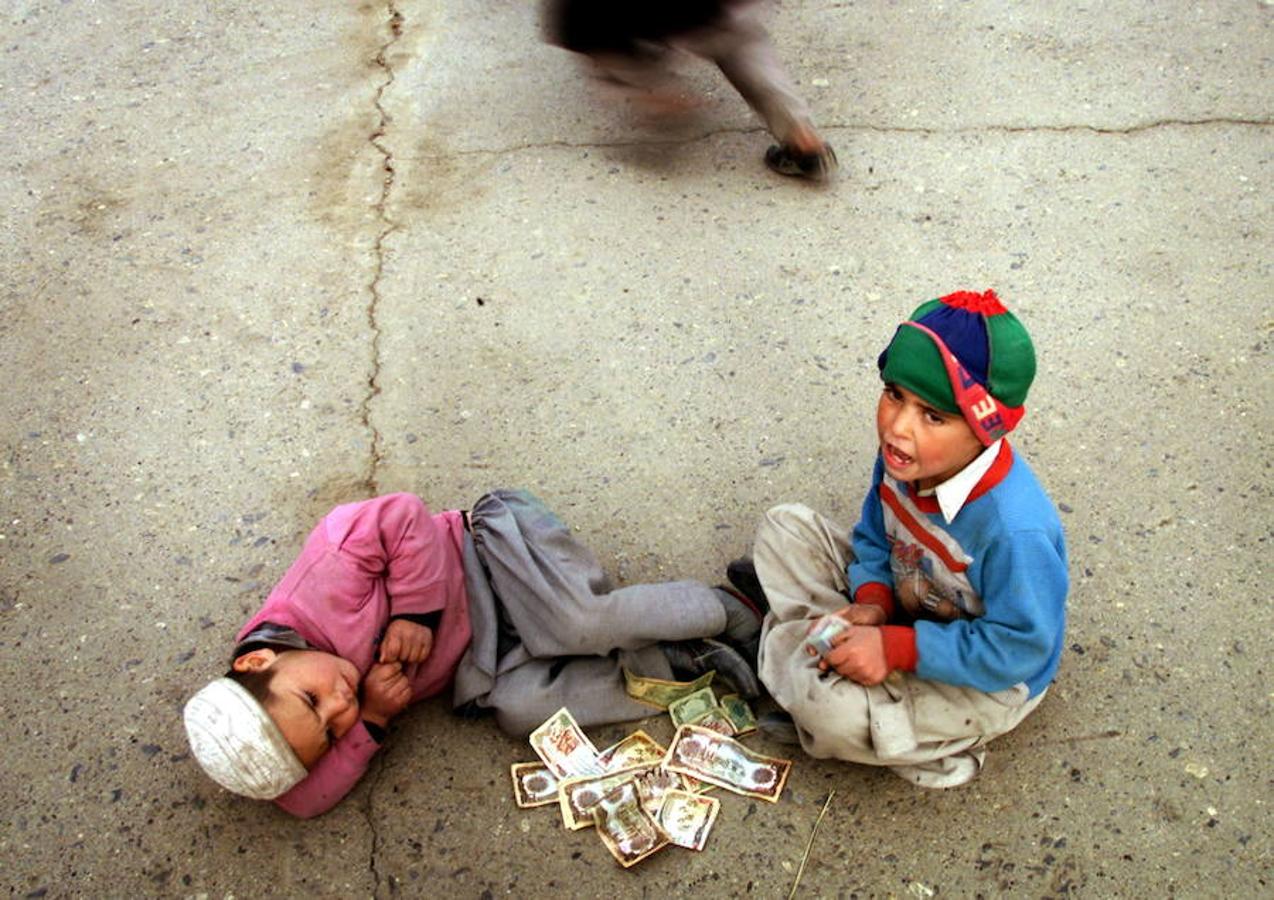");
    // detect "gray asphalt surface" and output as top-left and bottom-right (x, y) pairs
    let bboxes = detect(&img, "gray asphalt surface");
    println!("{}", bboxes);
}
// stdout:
(2, 1), (1271, 896)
